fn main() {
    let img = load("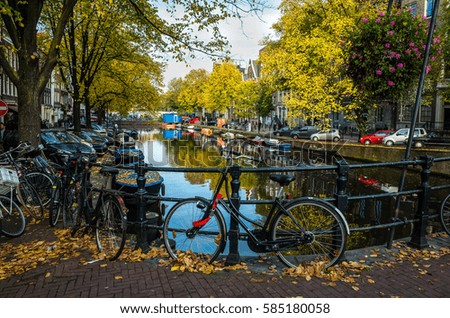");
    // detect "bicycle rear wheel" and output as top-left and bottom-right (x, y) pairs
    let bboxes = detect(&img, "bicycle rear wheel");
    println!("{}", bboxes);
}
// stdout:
(271, 198), (347, 268)
(163, 198), (226, 263)
(440, 193), (450, 235)
(16, 180), (44, 219)
(95, 196), (126, 261)
(0, 195), (26, 237)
